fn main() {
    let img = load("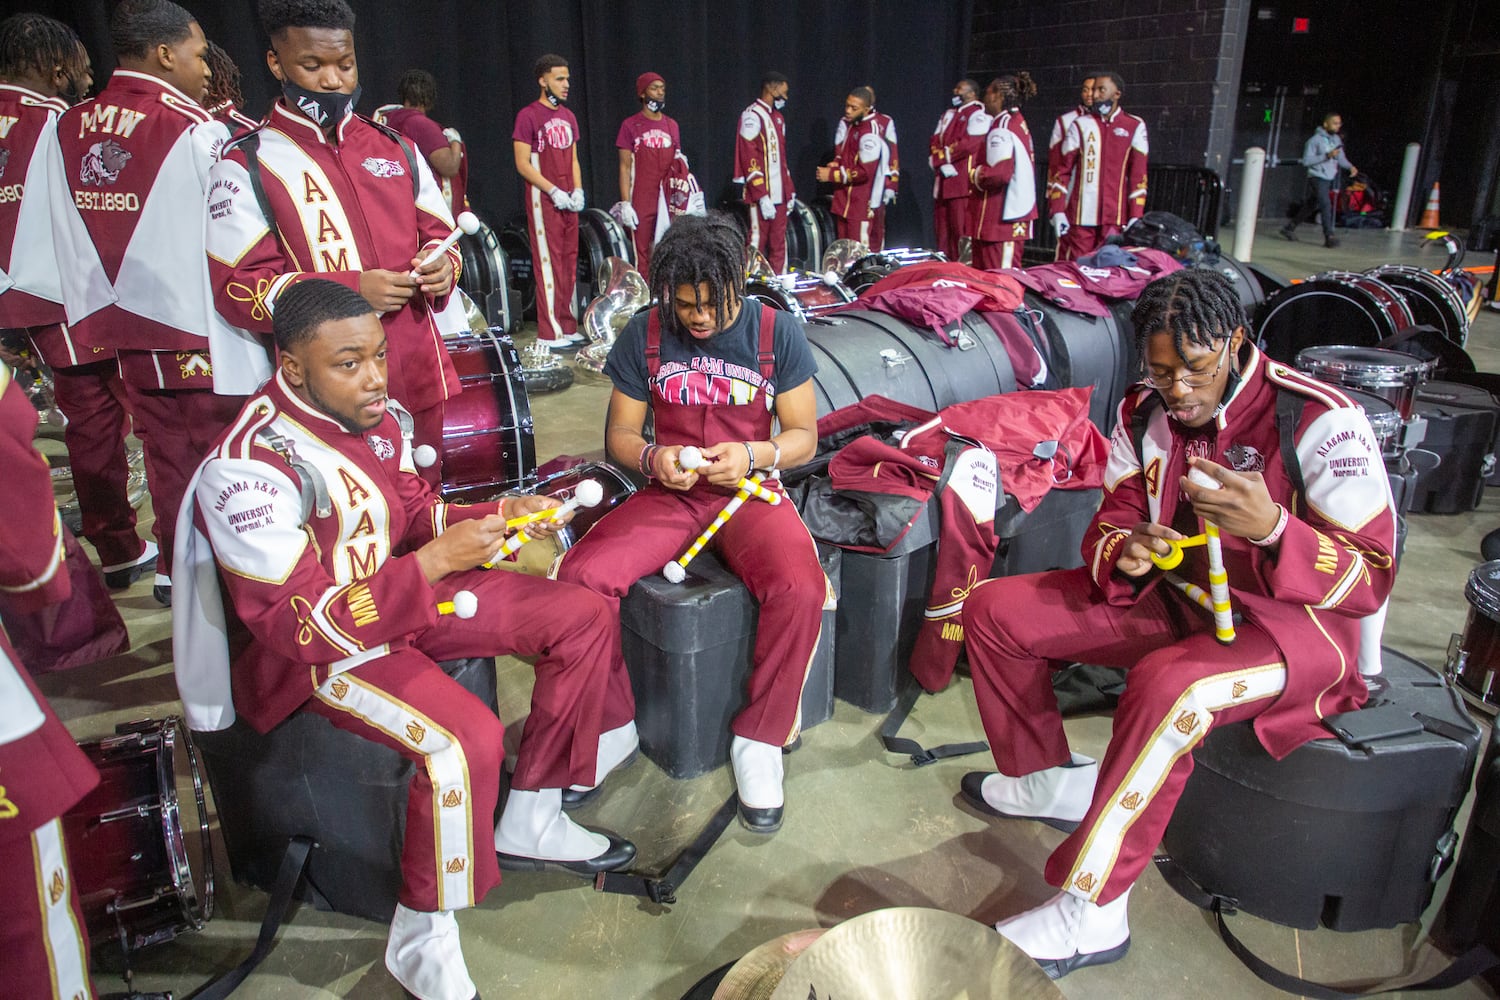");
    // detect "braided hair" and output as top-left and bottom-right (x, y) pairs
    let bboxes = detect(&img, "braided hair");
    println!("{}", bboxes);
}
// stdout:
(1129, 268), (1247, 364)
(258, 0), (356, 41)
(990, 70), (1037, 108)
(0, 13), (81, 82)
(273, 279), (375, 353)
(204, 41), (243, 109)
(648, 212), (747, 337)
(111, 0), (194, 62)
